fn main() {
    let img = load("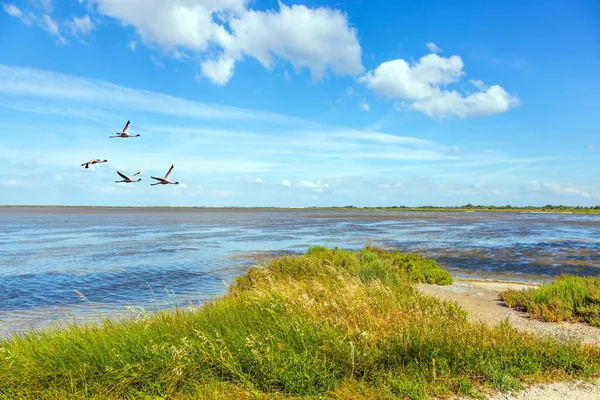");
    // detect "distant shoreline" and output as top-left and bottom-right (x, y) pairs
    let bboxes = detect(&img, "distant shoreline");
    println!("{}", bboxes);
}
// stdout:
(1, 205), (599, 214)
